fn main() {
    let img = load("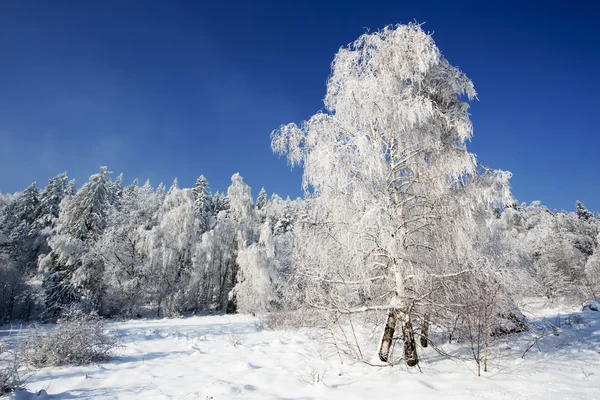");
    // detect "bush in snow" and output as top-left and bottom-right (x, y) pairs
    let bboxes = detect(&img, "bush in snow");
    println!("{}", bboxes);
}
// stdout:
(19, 311), (119, 367)
(582, 299), (600, 312)
(0, 343), (27, 395)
